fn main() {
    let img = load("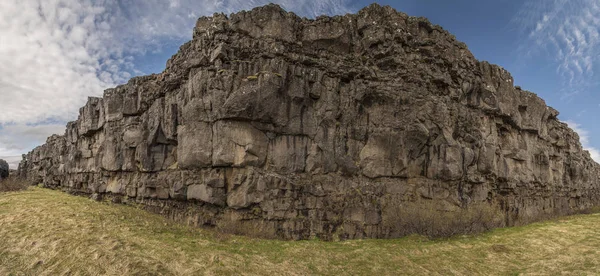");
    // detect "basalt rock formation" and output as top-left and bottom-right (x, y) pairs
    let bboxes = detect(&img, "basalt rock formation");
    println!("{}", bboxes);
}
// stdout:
(0, 159), (8, 180)
(19, 4), (600, 239)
